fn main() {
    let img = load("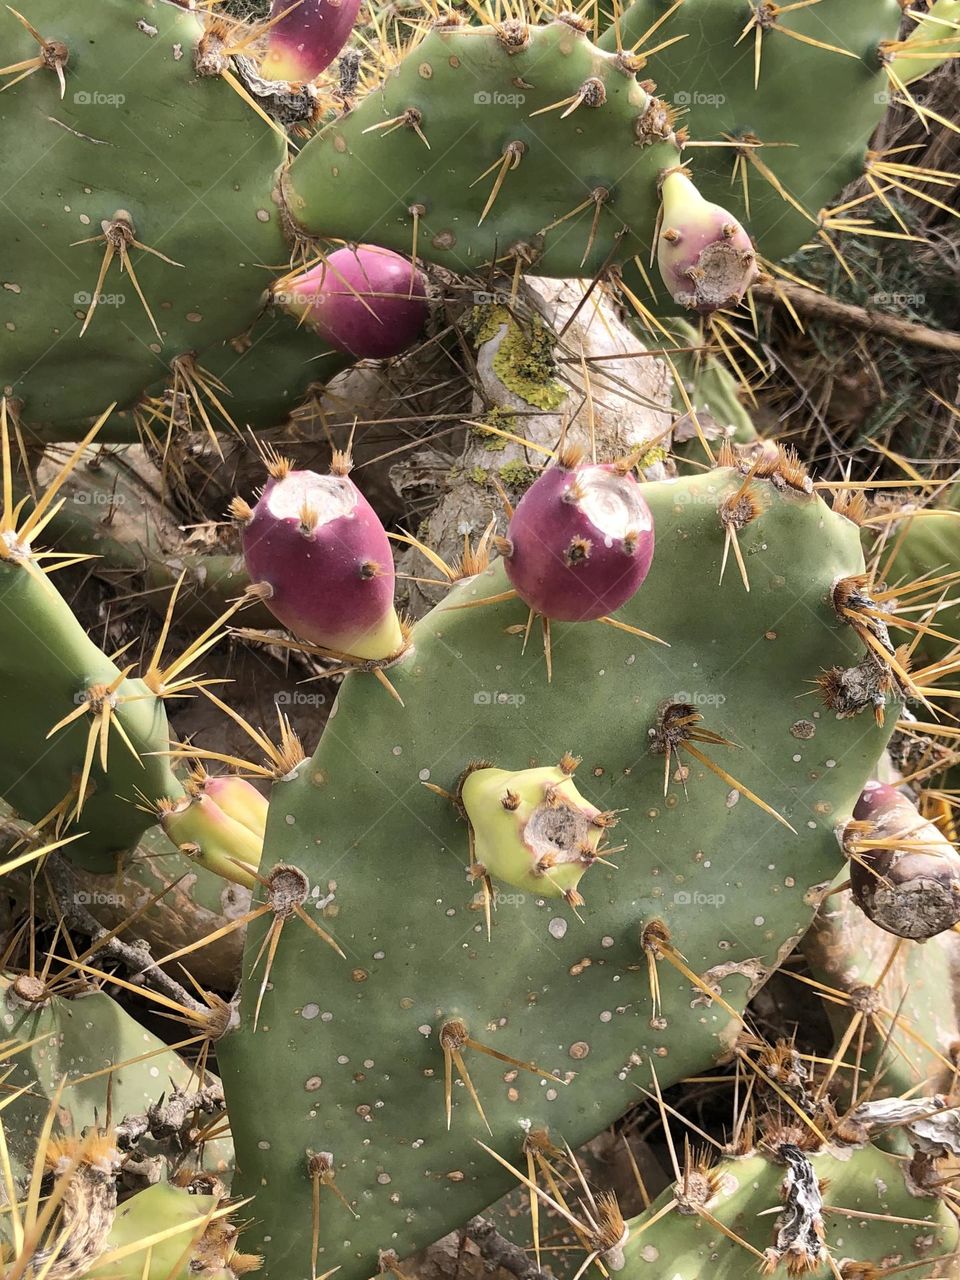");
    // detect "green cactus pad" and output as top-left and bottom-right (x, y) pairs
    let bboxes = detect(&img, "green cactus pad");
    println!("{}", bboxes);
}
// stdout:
(134, 307), (353, 444)
(182, 309), (351, 433)
(0, 0), (287, 435)
(894, 0), (960, 85)
(0, 976), (229, 1180)
(93, 1184), (235, 1280)
(621, 1139), (958, 1277)
(219, 463), (896, 1279)
(284, 19), (680, 277)
(804, 873), (960, 1106)
(0, 555), (182, 869)
(599, 0), (902, 265)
